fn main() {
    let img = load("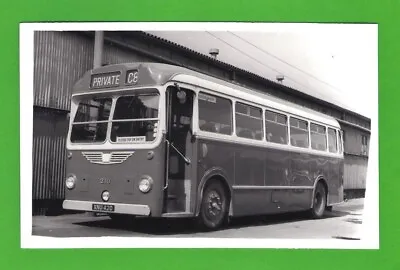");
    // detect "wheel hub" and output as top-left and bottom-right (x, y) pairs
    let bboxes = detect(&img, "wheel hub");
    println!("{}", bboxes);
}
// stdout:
(207, 191), (222, 217)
